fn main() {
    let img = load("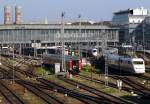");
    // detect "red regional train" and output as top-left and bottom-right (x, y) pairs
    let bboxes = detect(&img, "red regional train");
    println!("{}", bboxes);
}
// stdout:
(42, 54), (82, 75)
